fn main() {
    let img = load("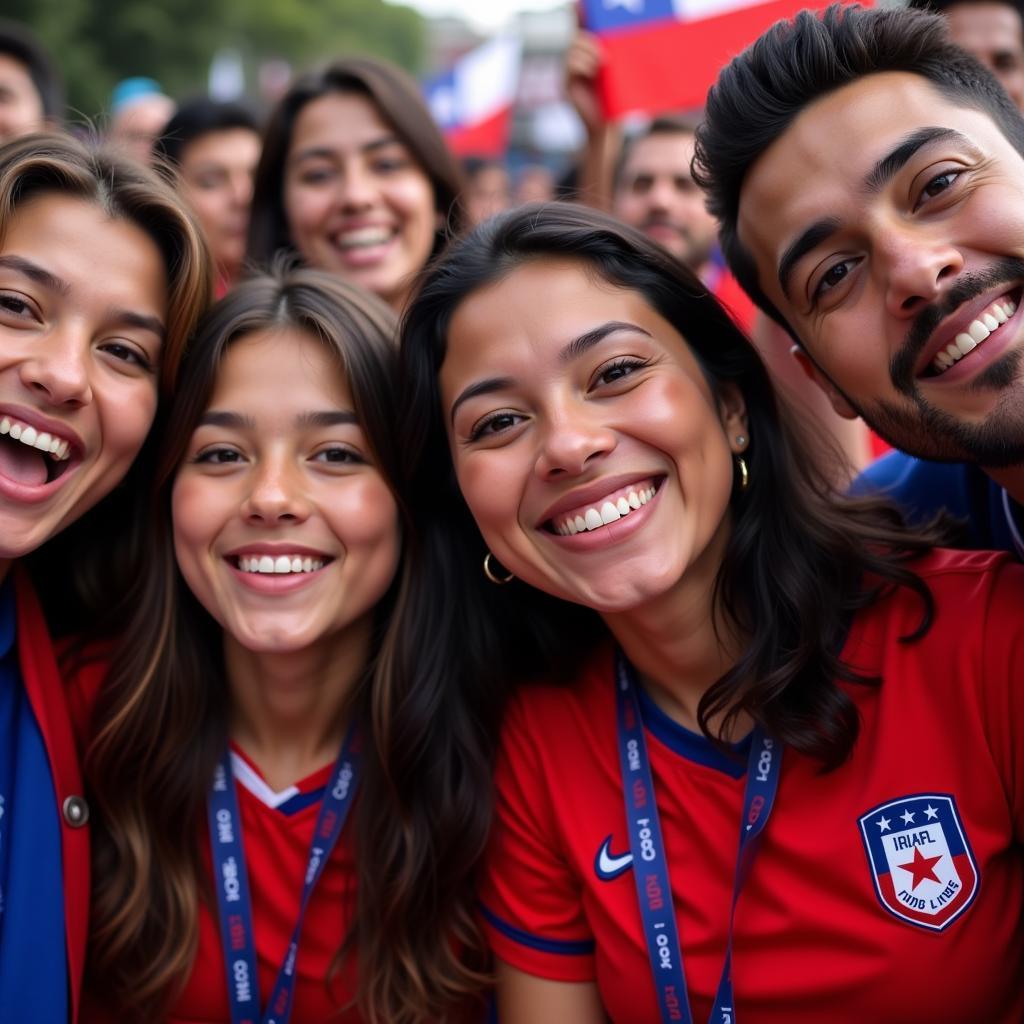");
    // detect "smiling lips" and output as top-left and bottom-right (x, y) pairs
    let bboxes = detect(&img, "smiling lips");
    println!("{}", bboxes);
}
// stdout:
(234, 553), (328, 574)
(930, 294), (1018, 375)
(553, 478), (659, 536)
(0, 414), (72, 461)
